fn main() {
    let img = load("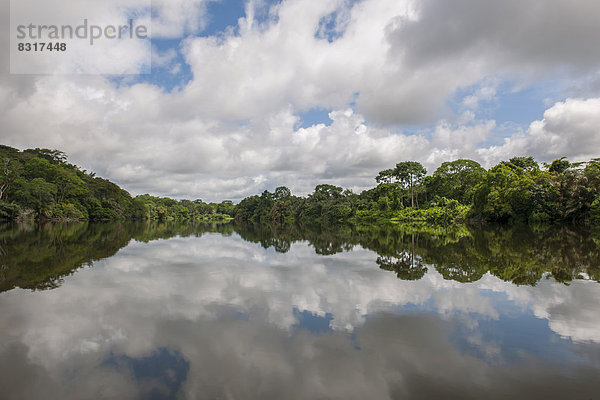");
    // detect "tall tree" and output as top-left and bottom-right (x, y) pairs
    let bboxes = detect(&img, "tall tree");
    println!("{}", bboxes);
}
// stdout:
(395, 161), (426, 208)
